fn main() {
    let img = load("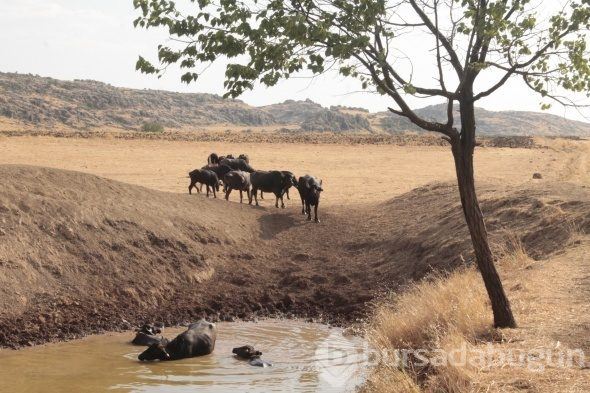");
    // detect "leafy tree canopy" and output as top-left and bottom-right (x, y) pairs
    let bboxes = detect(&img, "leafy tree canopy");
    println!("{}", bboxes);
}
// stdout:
(133, 0), (590, 125)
